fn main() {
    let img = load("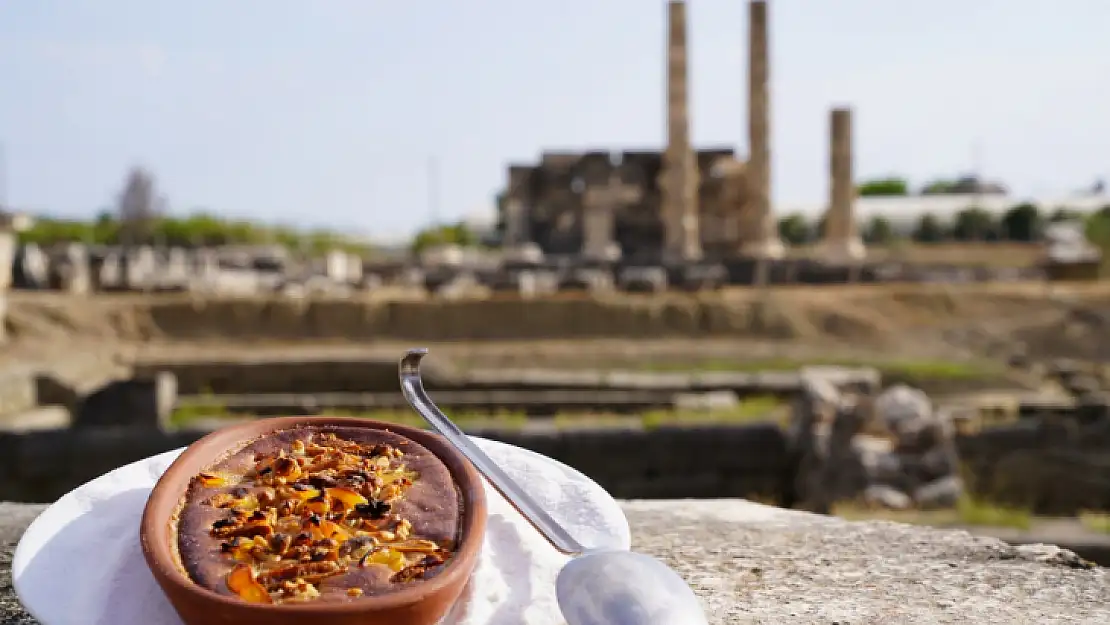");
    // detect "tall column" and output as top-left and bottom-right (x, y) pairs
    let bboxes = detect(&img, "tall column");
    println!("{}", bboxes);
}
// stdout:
(741, 0), (784, 259)
(660, 0), (702, 263)
(819, 107), (865, 262)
